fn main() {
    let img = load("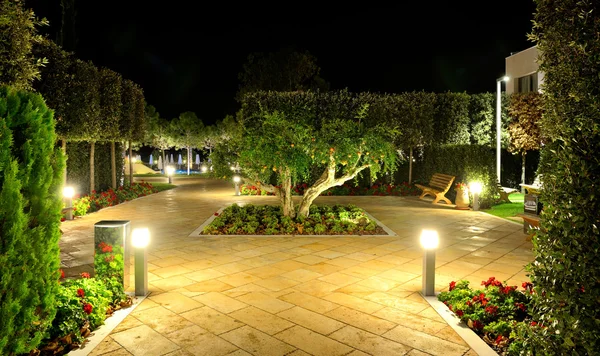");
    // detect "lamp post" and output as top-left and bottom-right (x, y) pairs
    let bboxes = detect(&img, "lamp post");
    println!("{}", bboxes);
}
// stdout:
(420, 229), (439, 296)
(233, 175), (241, 196)
(131, 227), (150, 296)
(63, 186), (75, 220)
(496, 75), (509, 184)
(469, 181), (483, 211)
(166, 166), (175, 184)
